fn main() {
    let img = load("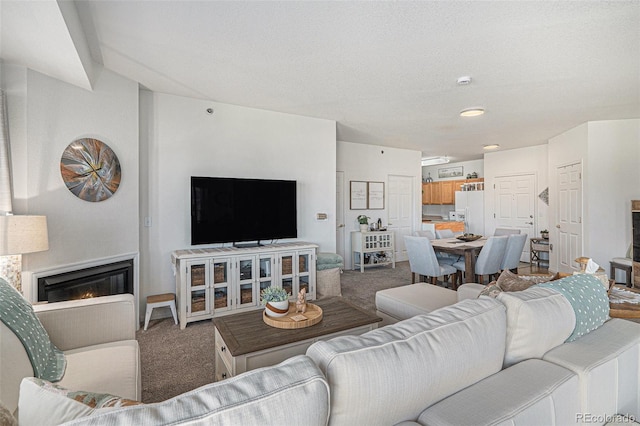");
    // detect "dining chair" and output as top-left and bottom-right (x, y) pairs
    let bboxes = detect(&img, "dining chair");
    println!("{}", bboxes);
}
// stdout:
(453, 235), (508, 284)
(500, 233), (528, 273)
(494, 228), (521, 236)
(436, 229), (455, 239)
(413, 231), (454, 264)
(404, 236), (458, 288)
(413, 230), (436, 240)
